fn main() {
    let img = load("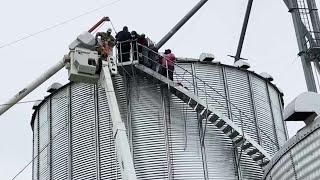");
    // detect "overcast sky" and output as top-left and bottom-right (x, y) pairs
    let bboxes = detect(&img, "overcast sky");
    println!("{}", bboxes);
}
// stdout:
(0, 0), (319, 179)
